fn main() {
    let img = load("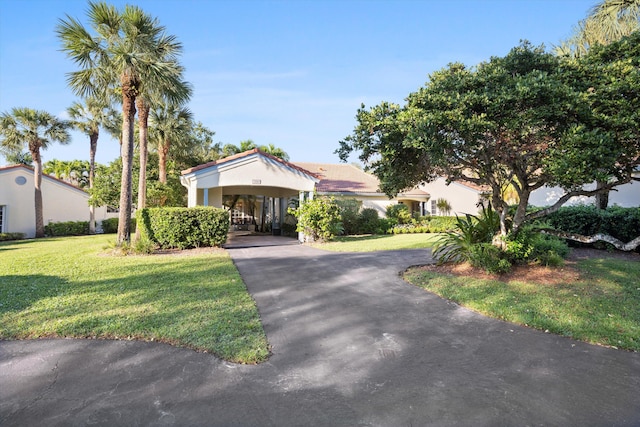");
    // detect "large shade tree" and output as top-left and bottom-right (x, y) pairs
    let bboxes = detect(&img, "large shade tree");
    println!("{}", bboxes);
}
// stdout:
(0, 108), (71, 237)
(556, 0), (639, 208)
(57, 1), (188, 245)
(338, 38), (640, 244)
(67, 96), (118, 233)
